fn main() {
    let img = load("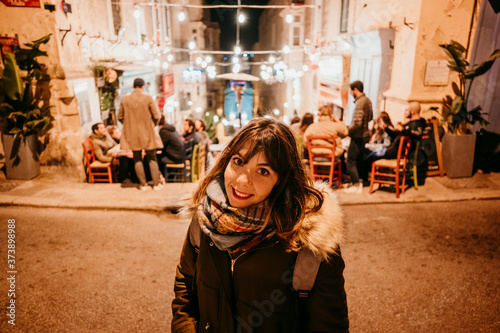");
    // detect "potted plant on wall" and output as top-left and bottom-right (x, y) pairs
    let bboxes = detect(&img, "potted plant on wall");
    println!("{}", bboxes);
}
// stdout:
(439, 40), (499, 178)
(0, 34), (54, 180)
